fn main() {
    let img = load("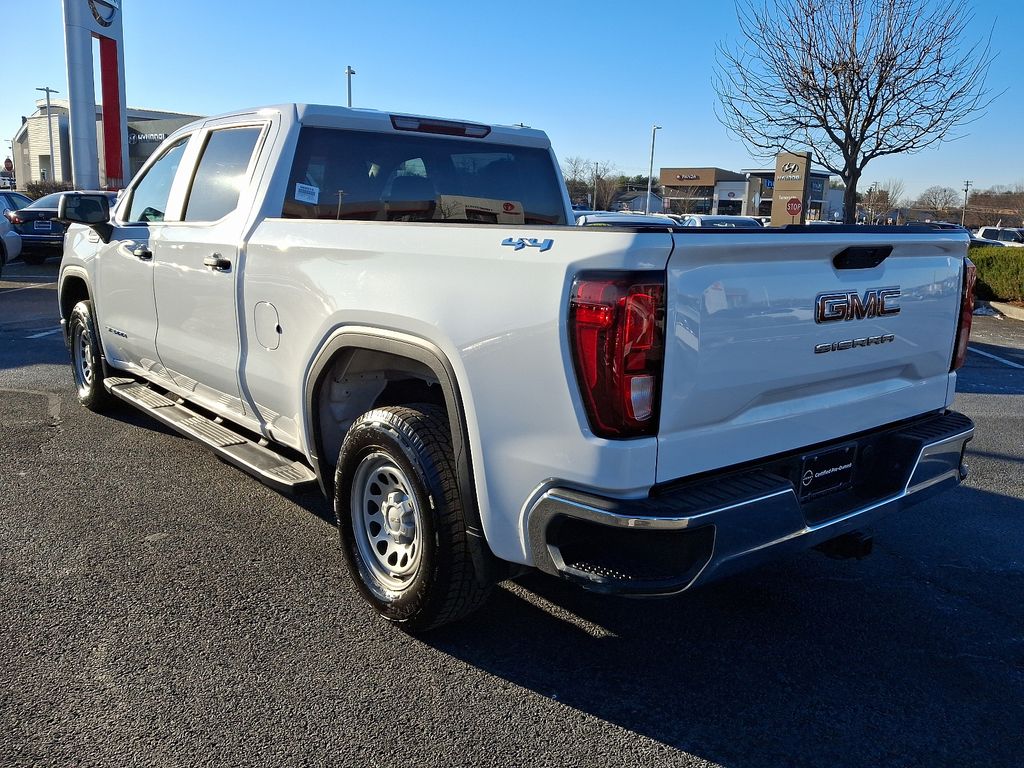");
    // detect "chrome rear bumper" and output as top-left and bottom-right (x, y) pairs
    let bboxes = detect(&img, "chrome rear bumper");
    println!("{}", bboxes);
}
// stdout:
(527, 411), (974, 595)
